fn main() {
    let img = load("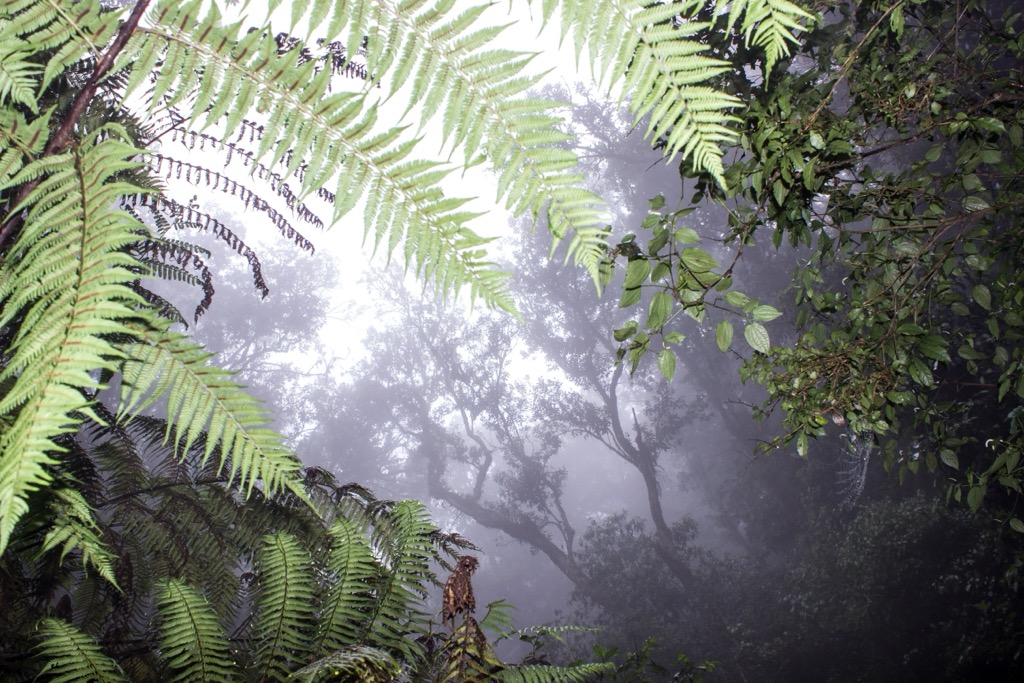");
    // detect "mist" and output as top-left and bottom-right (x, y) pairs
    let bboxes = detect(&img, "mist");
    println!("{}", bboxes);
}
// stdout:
(175, 79), (1019, 682)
